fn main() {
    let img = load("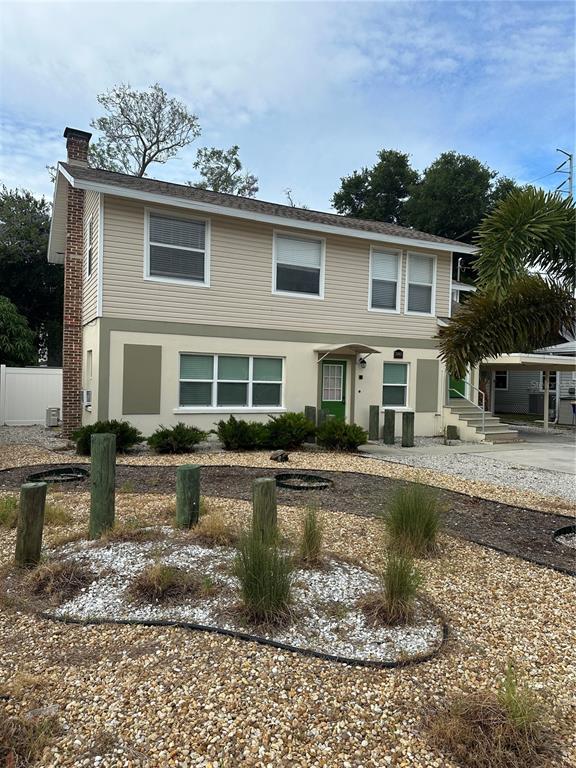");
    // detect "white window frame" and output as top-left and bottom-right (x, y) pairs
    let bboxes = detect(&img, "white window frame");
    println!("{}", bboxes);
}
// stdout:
(272, 230), (325, 300)
(494, 370), (508, 391)
(368, 246), (402, 314)
(539, 370), (557, 391)
(382, 361), (410, 410)
(404, 252), (437, 316)
(144, 206), (211, 288)
(175, 353), (286, 413)
(86, 215), (94, 278)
